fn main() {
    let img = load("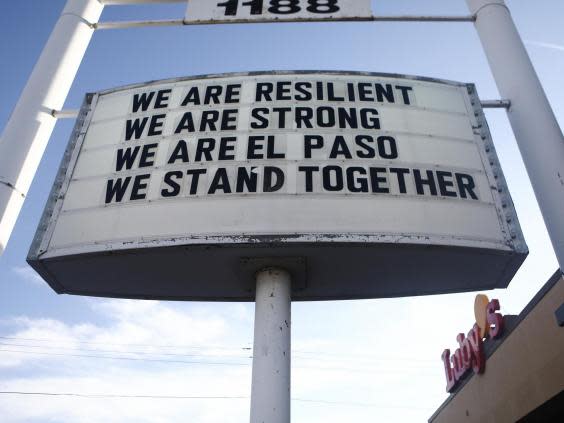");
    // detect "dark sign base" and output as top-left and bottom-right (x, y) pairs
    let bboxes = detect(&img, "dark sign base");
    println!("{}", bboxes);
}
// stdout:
(28, 241), (527, 301)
